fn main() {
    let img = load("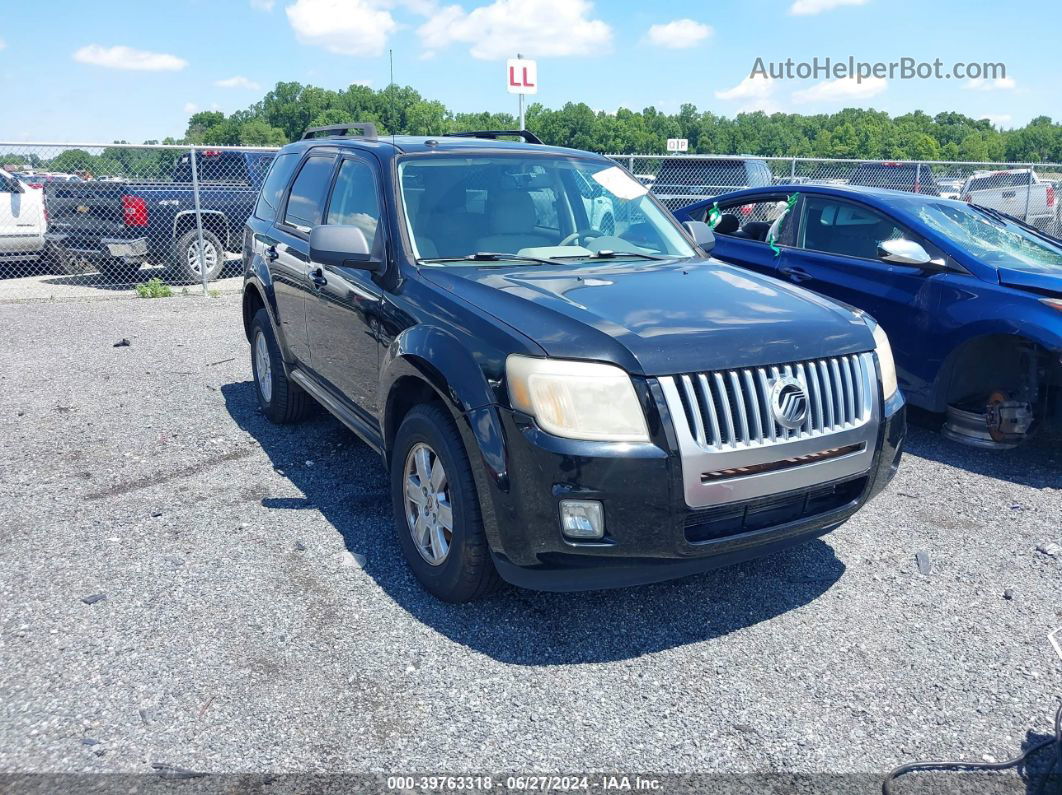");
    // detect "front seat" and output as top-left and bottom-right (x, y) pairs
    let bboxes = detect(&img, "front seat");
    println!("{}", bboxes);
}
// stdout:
(475, 191), (553, 253)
